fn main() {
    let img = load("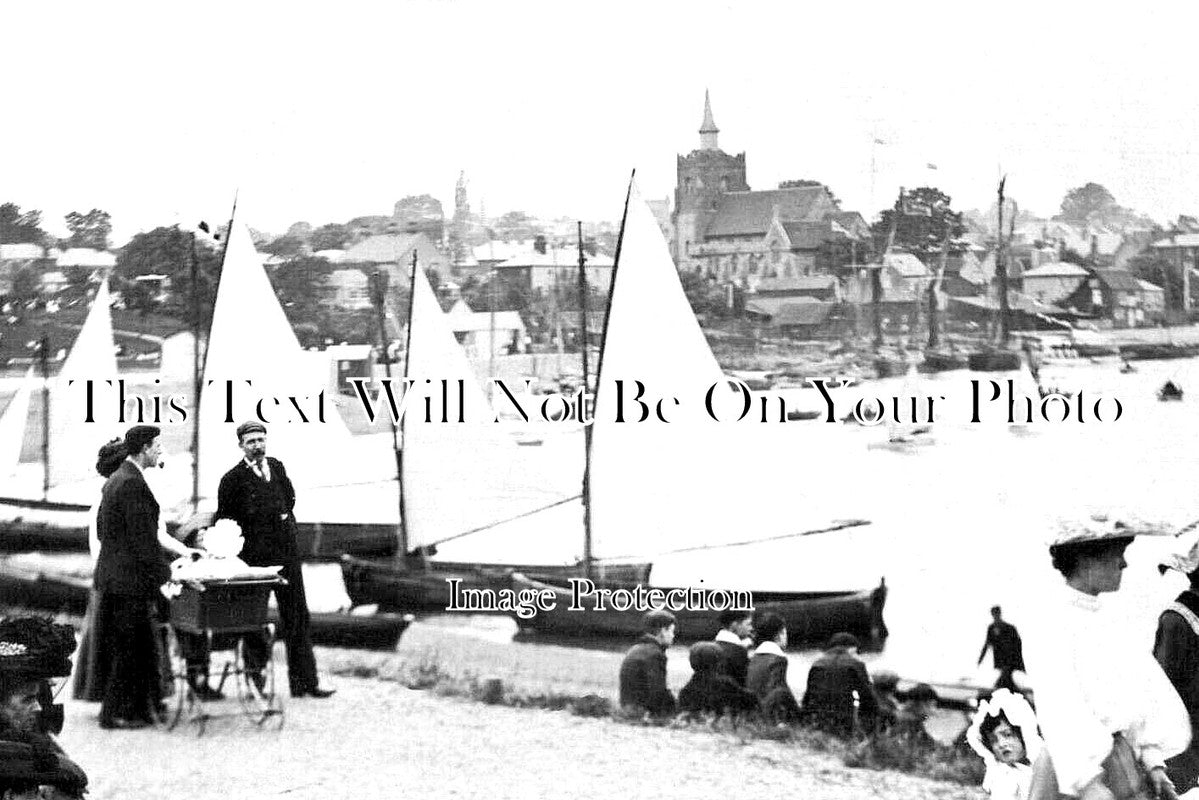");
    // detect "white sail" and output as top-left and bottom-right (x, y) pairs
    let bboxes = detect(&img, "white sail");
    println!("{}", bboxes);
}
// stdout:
(46, 279), (121, 495)
(588, 181), (876, 583)
(403, 265), (582, 564)
(196, 216), (370, 517)
(0, 367), (36, 480)
(588, 181), (735, 562)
